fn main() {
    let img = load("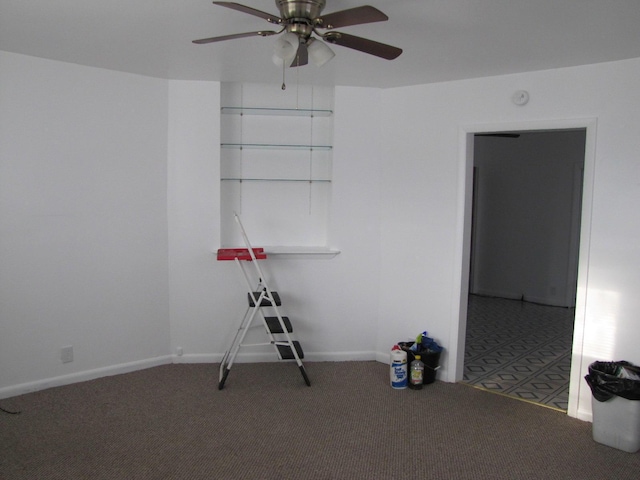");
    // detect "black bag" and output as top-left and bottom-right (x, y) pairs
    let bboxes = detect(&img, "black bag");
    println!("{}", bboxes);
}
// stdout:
(585, 361), (640, 402)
